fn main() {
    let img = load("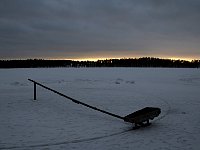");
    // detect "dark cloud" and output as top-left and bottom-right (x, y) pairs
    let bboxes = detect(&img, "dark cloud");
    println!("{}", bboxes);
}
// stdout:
(0, 0), (200, 59)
